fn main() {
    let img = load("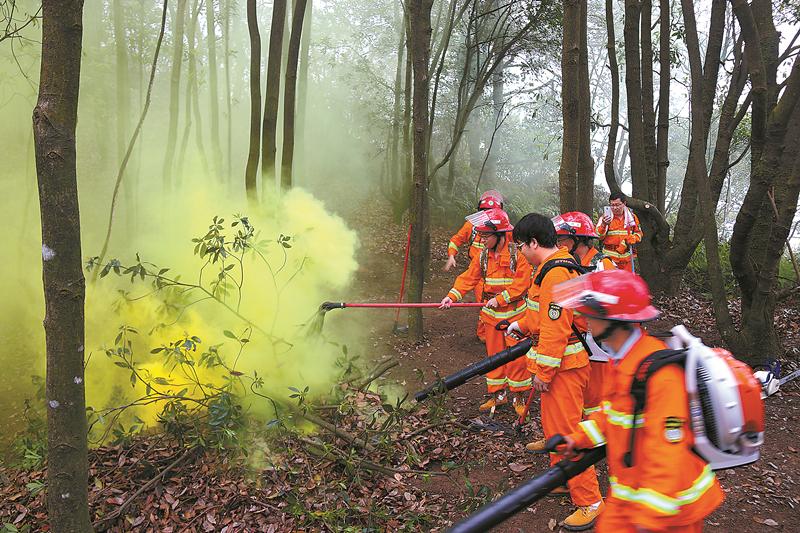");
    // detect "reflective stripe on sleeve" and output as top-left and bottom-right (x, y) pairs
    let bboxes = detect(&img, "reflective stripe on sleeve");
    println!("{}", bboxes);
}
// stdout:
(583, 405), (602, 416)
(609, 465), (717, 516)
(448, 241), (459, 251)
(481, 301), (527, 320)
(537, 354), (562, 368)
(606, 230), (629, 236)
(526, 298), (539, 311)
(602, 401), (645, 428)
(484, 277), (513, 286)
(500, 290), (511, 303)
(579, 420), (606, 447)
(449, 288), (463, 301)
